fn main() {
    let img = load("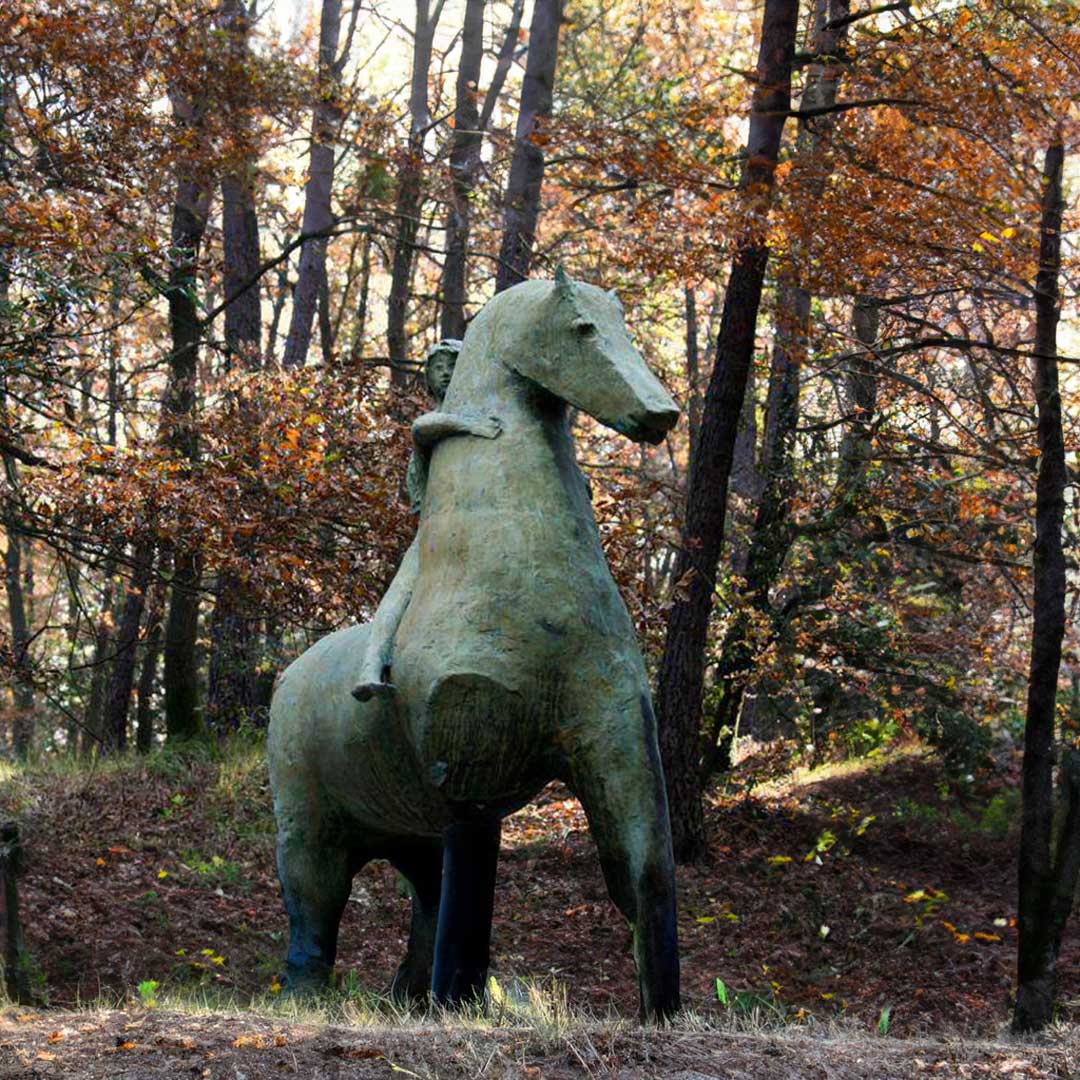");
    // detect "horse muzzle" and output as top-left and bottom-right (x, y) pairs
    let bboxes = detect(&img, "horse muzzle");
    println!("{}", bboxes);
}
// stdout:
(628, 405), (681, 445)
